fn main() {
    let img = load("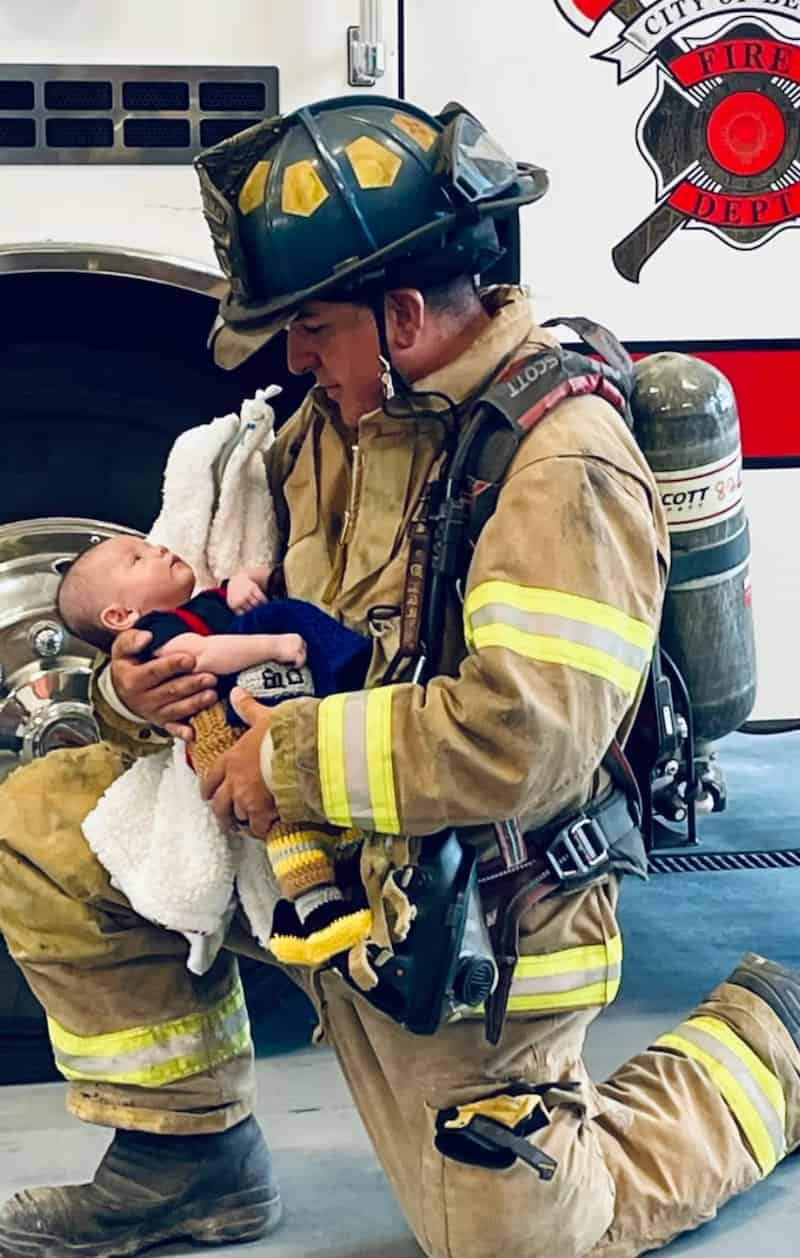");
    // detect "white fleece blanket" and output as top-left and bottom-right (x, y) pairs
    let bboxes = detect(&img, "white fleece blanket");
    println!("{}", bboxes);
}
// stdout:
(83, 388), (283, 973)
